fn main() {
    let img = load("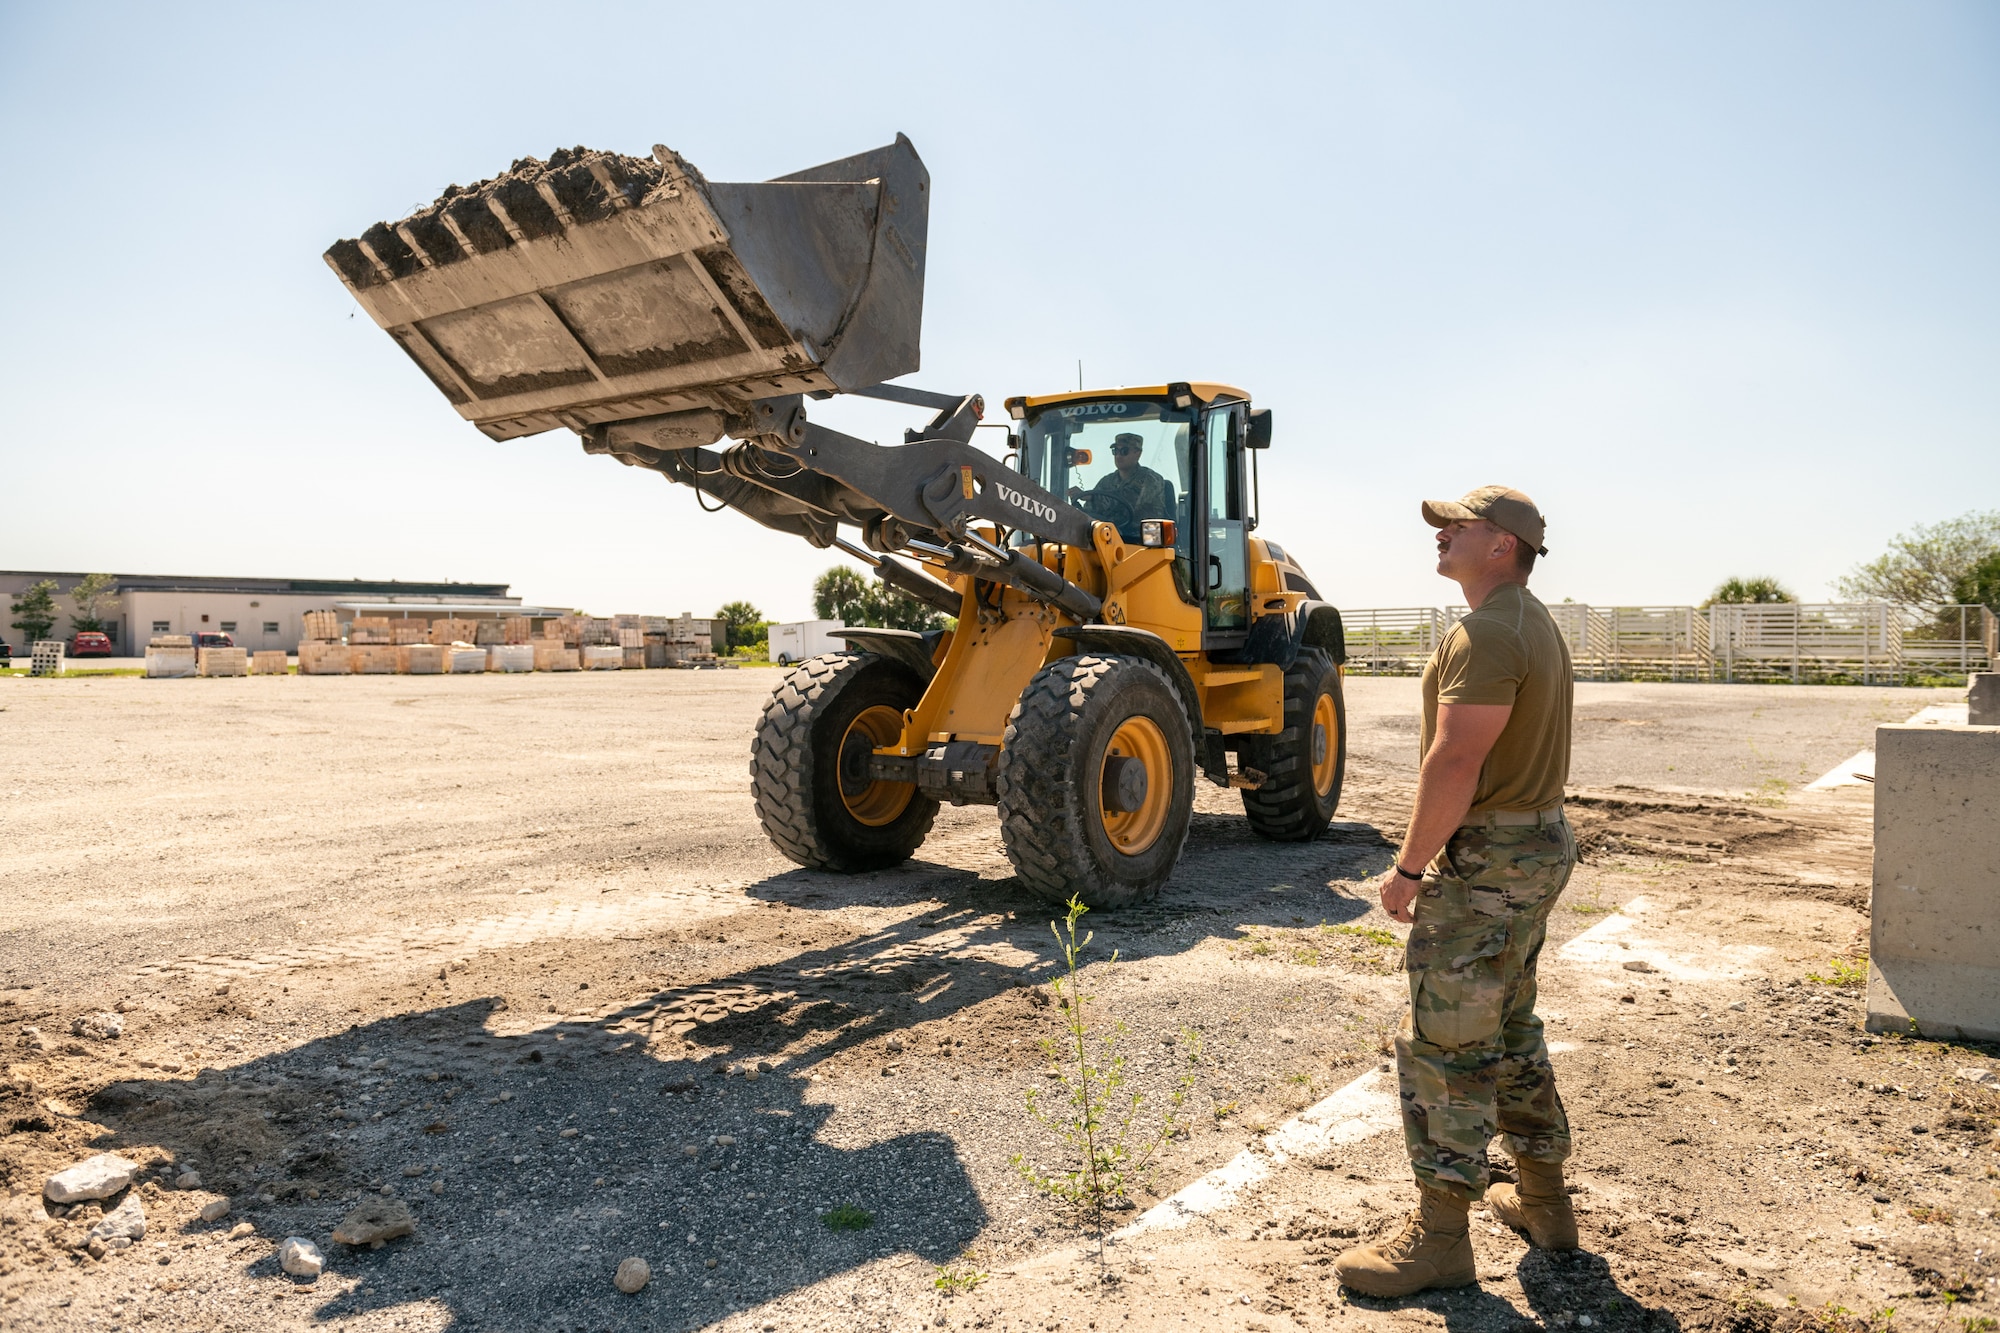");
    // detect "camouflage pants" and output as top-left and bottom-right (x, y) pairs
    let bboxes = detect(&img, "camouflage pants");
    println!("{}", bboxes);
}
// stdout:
(1396, 820), (1576, 1201)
